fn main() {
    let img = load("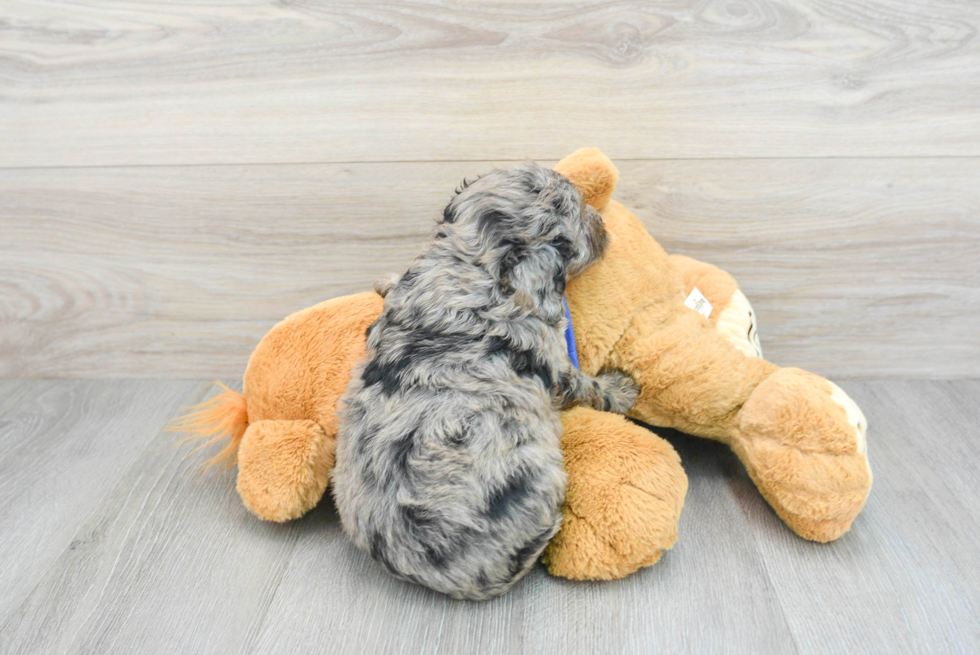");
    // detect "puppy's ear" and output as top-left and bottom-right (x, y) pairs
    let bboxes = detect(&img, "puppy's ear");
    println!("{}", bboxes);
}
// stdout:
(499, 242), (567, 325)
